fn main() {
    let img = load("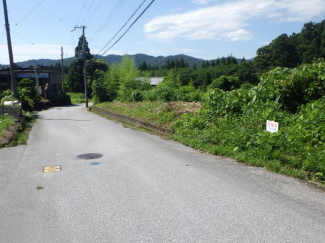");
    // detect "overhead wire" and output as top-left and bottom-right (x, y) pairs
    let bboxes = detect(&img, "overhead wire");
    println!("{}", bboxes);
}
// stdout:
(14, 0), (46, 26)
(75, 0), (88, 26)
(86, 0), (103, 26)
(97, 0), (147, 55)
(92, 0), (128, 40)
(11, 29), (59, 58)
(100, 0), (156, 56)
(81, 0), (96, 26)
(32, 0), (73, 29)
